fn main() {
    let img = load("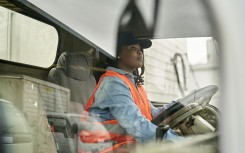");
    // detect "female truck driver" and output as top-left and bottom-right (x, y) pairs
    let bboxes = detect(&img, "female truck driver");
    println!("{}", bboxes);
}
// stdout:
(81, 31), (178, 152)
